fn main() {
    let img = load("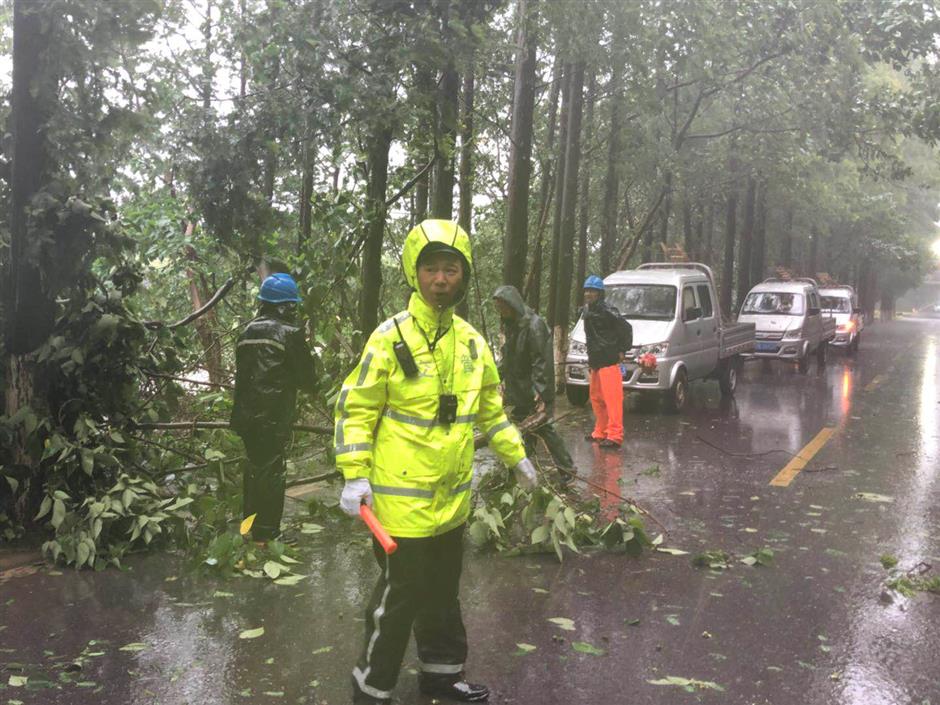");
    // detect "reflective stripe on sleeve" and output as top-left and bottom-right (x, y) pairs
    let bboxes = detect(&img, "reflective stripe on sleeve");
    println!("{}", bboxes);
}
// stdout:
(450, 480), (472, 495)
(334, 443), (372, 456)
(484, 419), (513, 442)
(371, 484), (435, 499)
(382, 409), (477, 427)
(356, 352), (374, 386)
